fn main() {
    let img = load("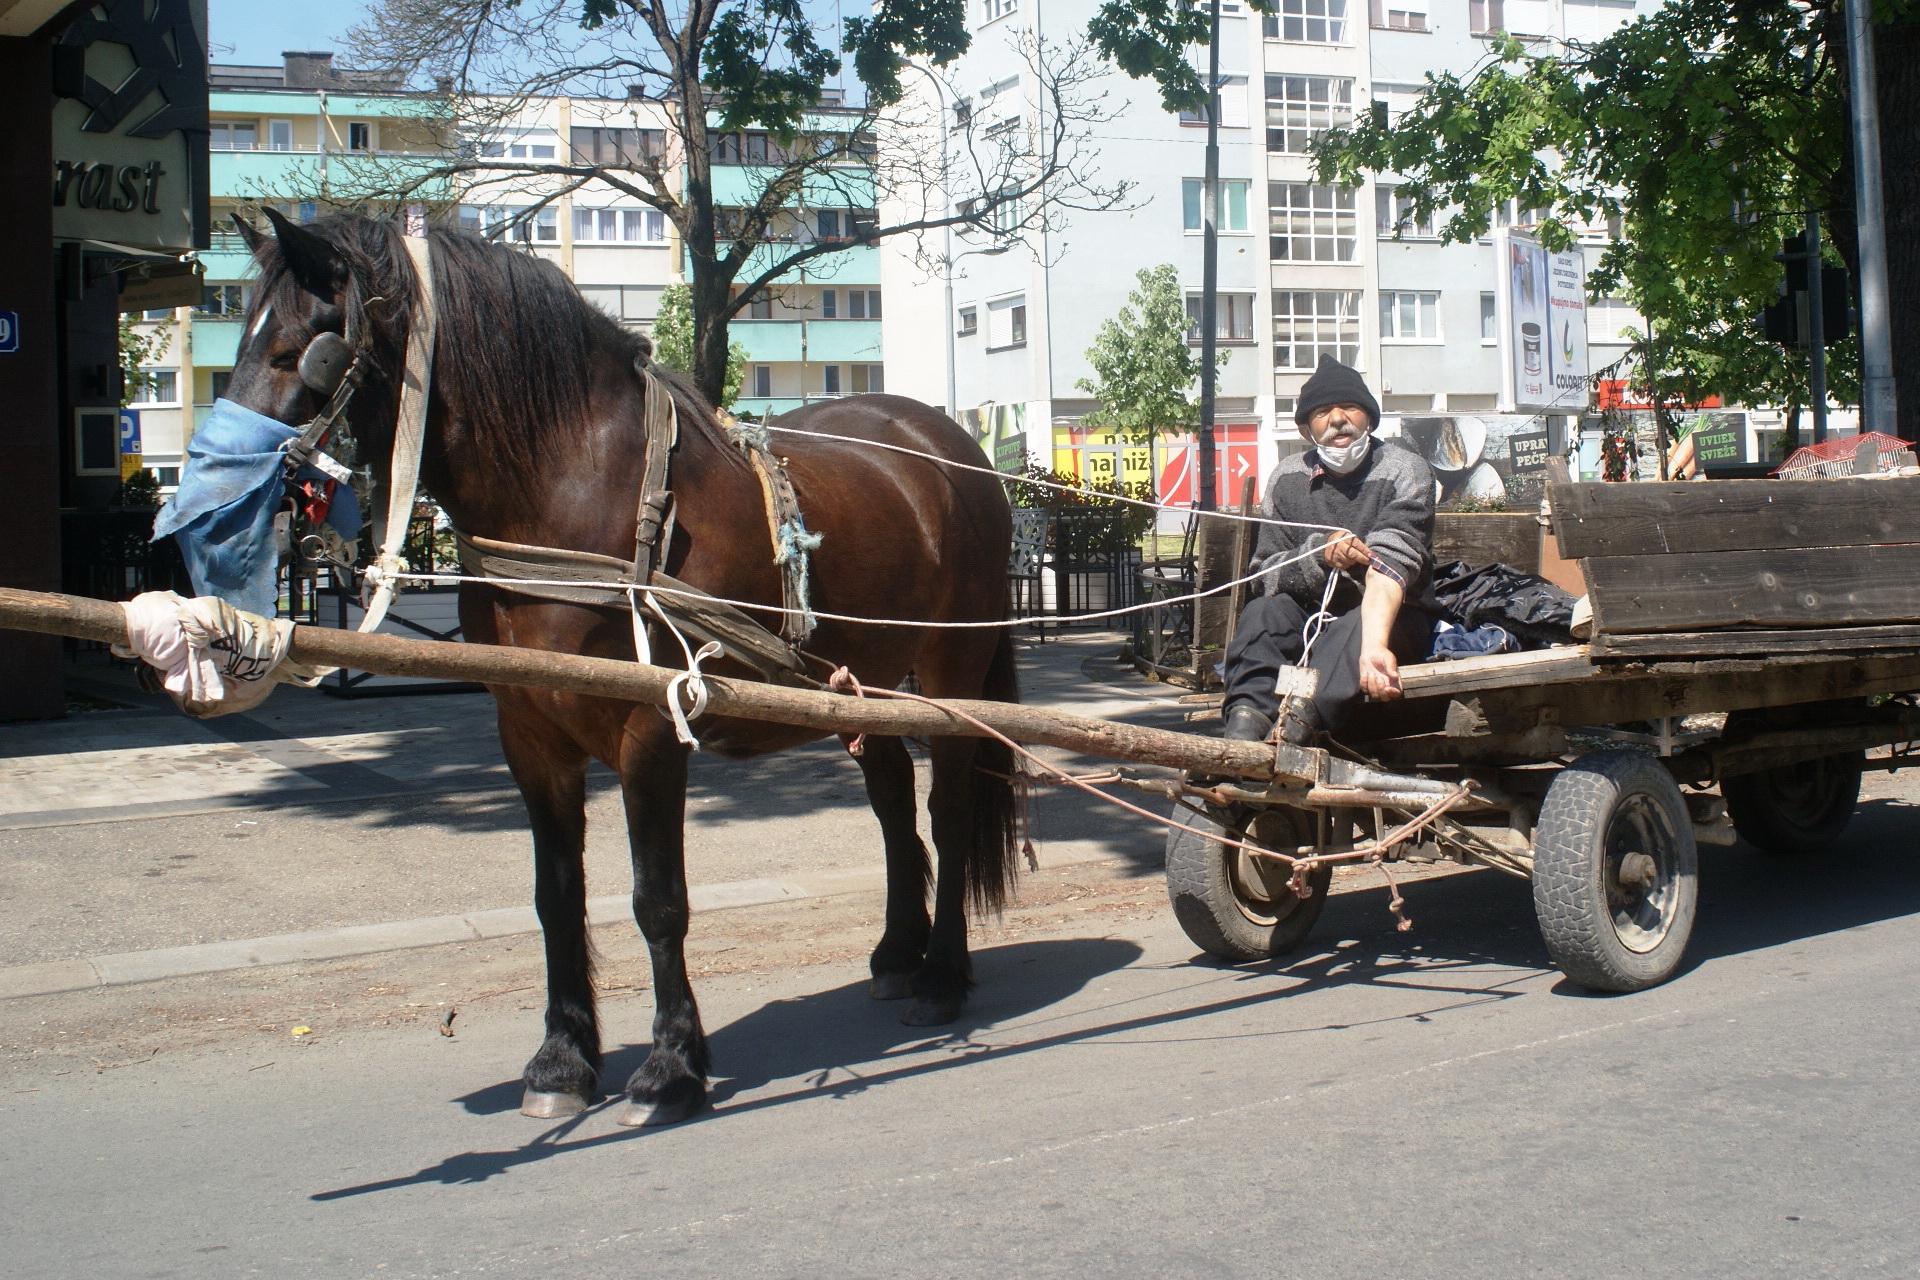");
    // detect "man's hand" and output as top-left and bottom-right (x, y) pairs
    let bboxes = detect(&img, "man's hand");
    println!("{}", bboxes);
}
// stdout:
(1358, 642), (1403, 700)
(1322, 529), (1371, 572)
